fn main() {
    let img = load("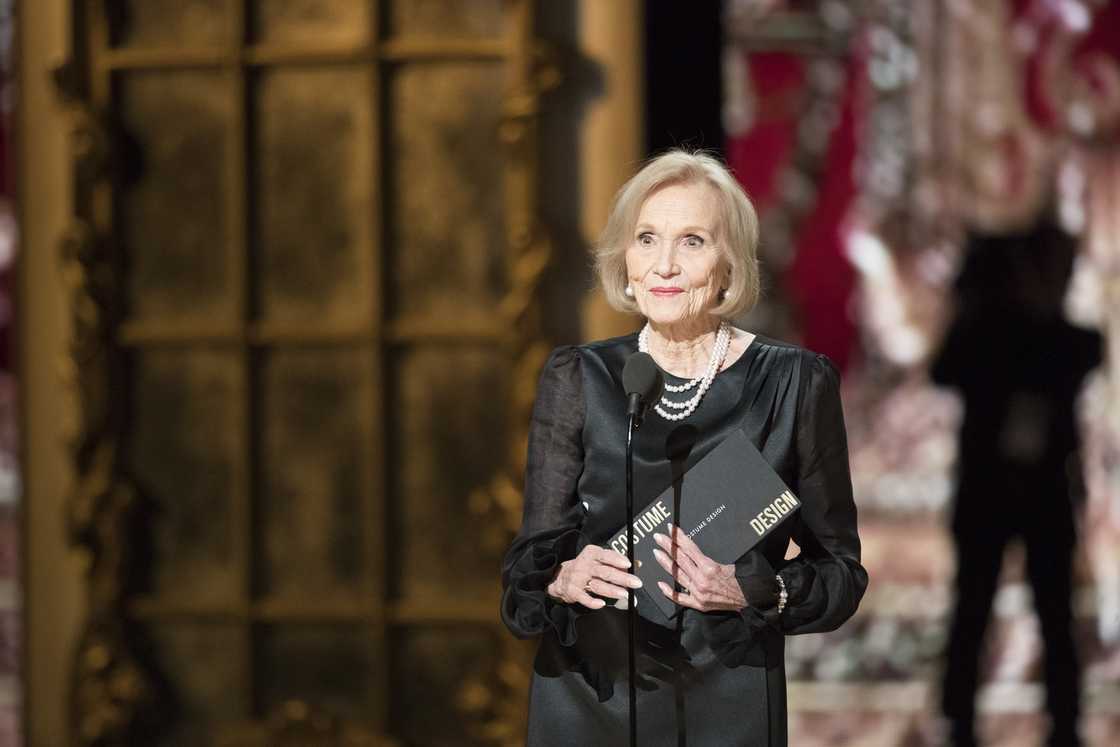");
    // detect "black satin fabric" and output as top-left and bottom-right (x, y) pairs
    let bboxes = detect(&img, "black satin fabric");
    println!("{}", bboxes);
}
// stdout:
(500, 332), (868, 746)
